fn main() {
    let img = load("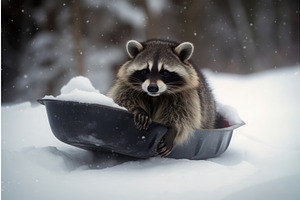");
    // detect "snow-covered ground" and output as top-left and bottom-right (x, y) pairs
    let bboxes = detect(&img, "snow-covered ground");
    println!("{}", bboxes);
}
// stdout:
(2, 66), (300, 200)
